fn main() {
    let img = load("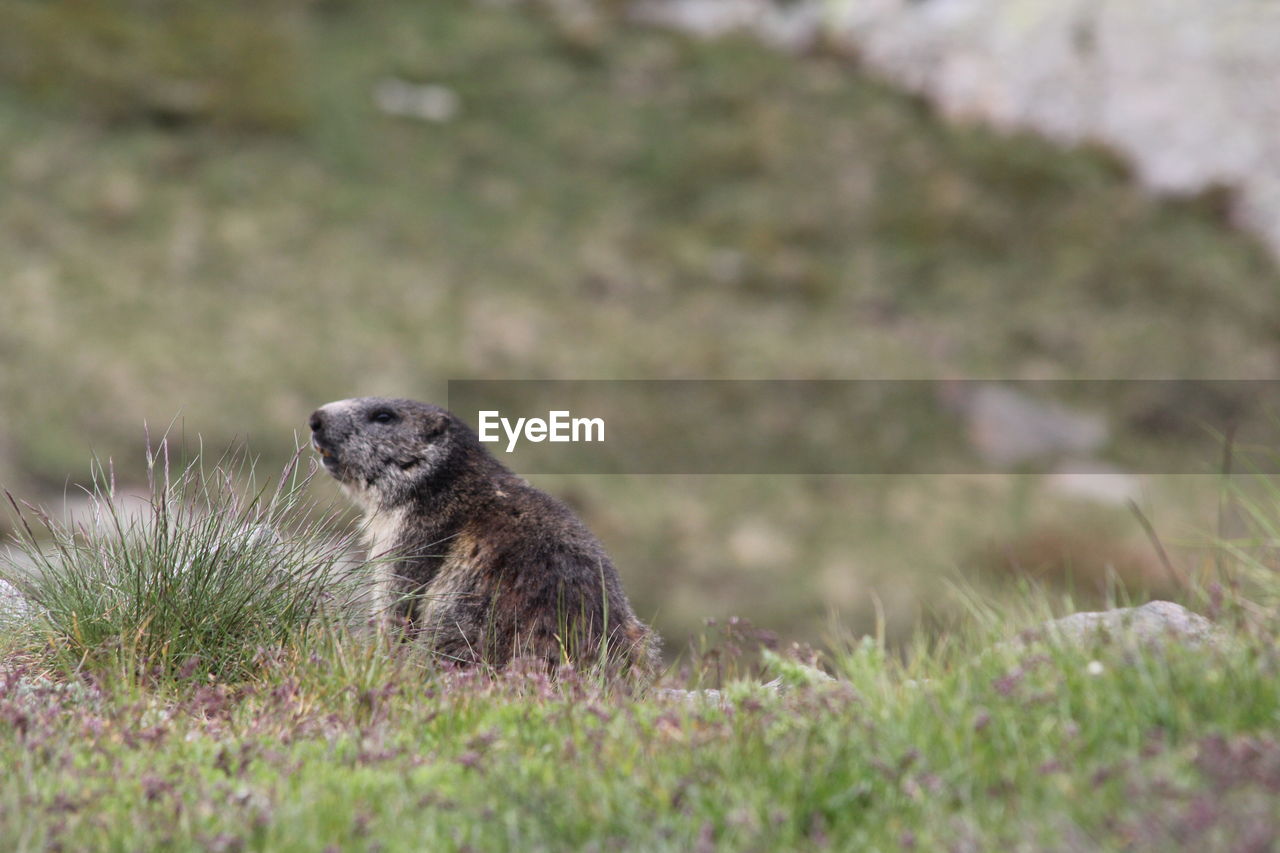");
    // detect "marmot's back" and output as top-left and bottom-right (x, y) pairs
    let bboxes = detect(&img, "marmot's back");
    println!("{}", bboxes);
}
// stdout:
(309, 396), (659, 674)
